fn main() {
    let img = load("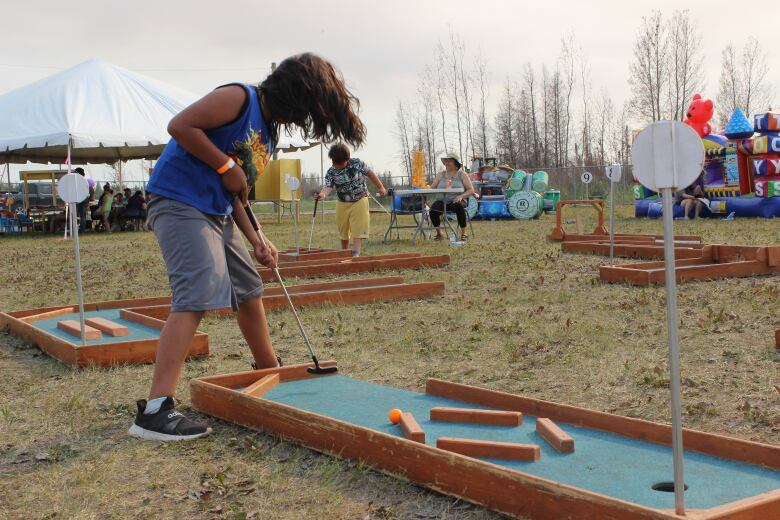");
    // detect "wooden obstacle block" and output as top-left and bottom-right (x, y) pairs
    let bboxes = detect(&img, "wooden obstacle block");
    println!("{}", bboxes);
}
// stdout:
(57, 320), (102, 340)
(242, 373), (280, 398)
(84, 317), (130, 337)
(775, 329), (780, 350)
(400, 412), (425, 443)
(430, 407), (522, 426)
(548, 199), (608, 241)
(536, 418), (574, 453)
(437, 437), (540, 461)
